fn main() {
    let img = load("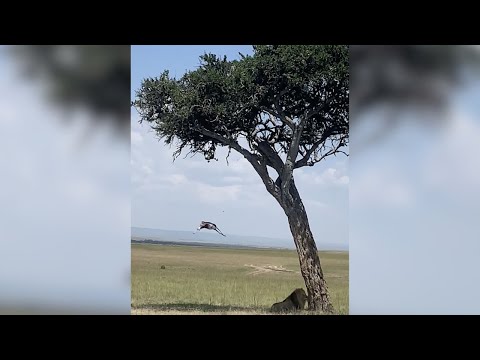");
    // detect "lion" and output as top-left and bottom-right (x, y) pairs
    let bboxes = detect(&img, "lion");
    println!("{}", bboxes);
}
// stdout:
(270, 288), (308, 313)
